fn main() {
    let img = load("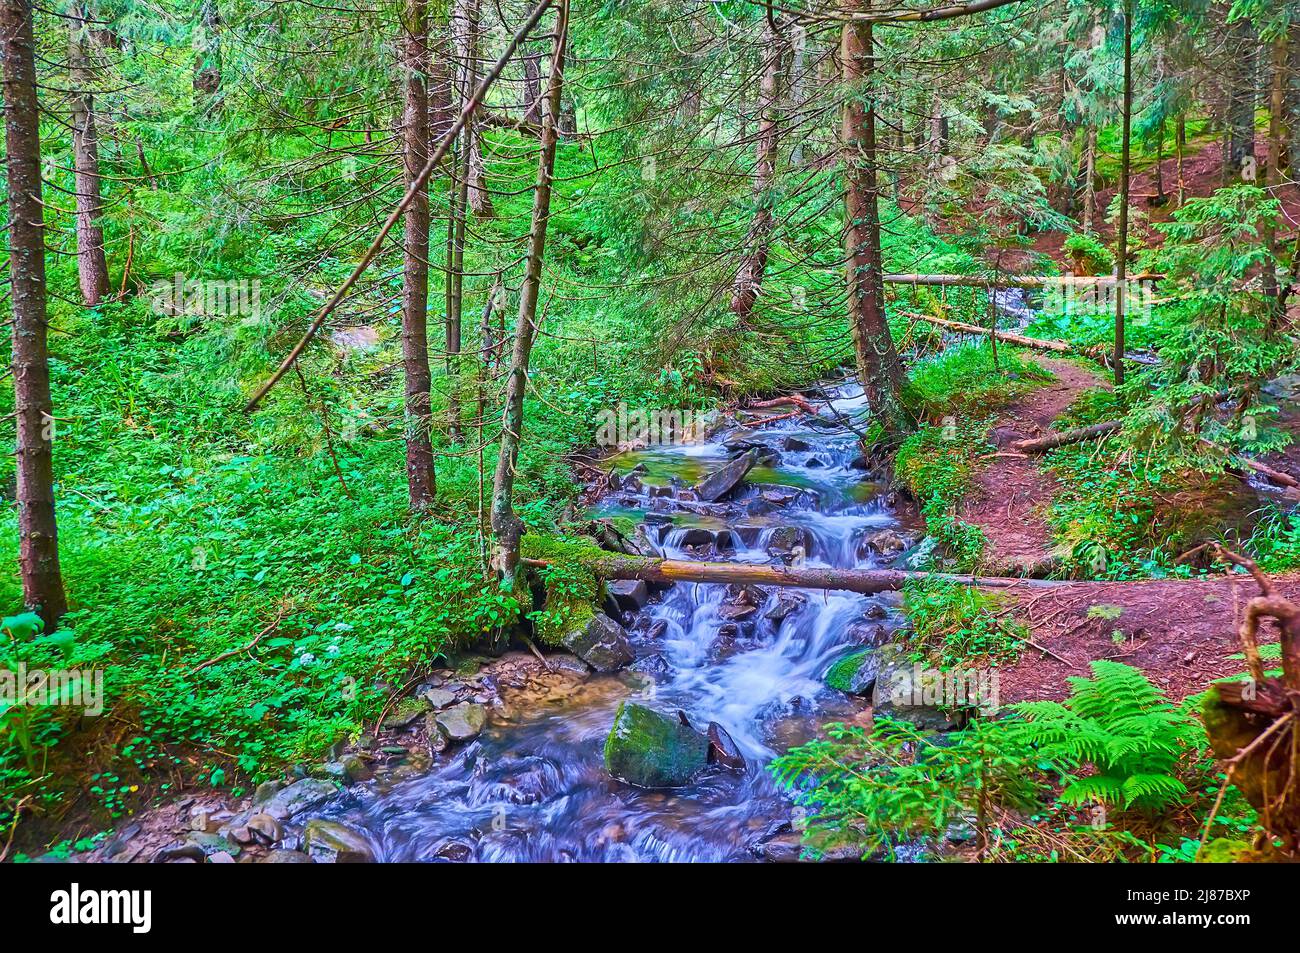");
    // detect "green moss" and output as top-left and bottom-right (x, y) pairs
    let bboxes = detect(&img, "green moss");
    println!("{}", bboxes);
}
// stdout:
(603, 701), (709, 788)
(520, 534), (604, 647)
(824, 650), (872, 693)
